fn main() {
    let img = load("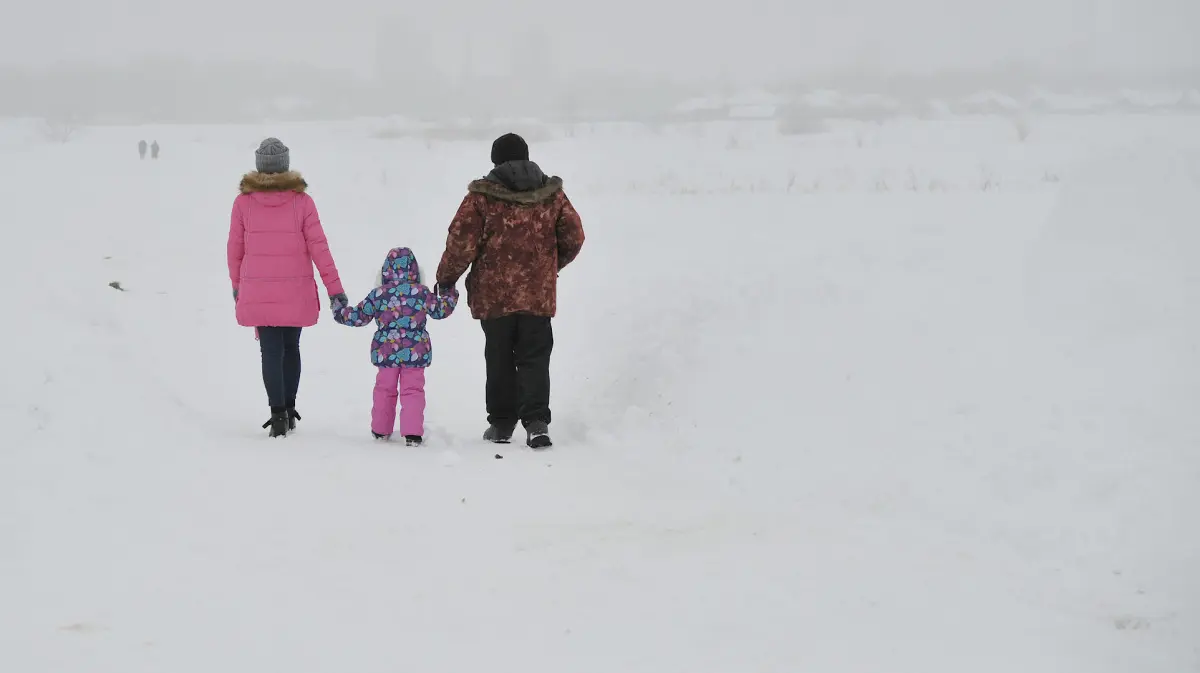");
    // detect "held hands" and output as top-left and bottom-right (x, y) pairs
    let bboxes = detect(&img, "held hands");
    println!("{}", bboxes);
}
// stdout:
(329, 292), (349, 309)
